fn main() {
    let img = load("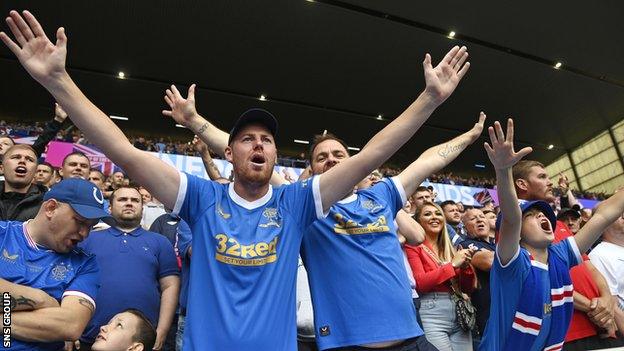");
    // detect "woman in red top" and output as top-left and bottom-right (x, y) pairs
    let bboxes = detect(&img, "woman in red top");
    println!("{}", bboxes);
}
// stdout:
(405, 202), (476, 351)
